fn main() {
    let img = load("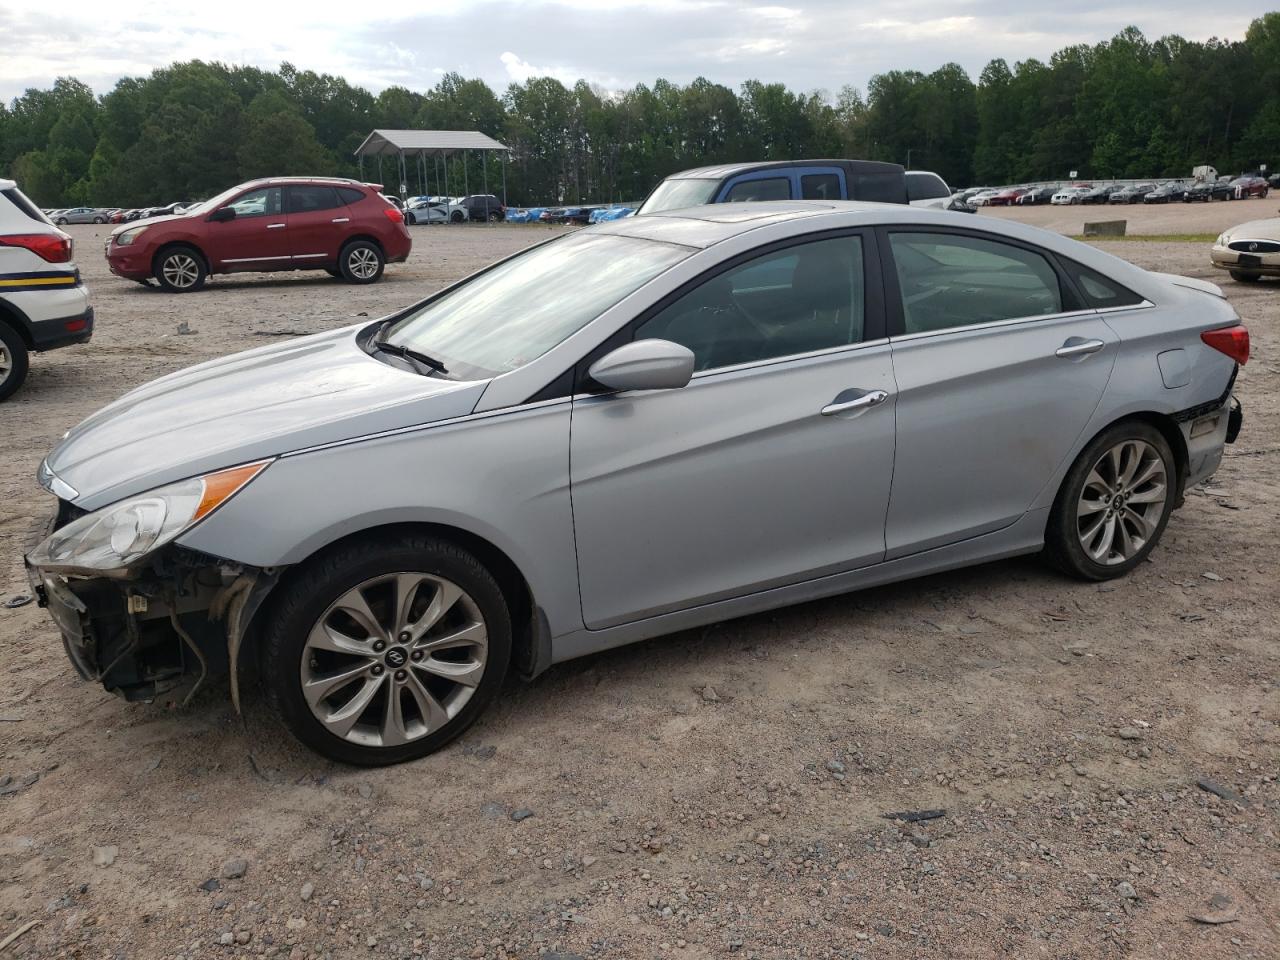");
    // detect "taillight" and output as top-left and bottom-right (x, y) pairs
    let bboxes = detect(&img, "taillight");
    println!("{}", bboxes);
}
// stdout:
(0, 232), (73, 263)
(383, 208), (404, 224)
(1201, 324), (1249, 365)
